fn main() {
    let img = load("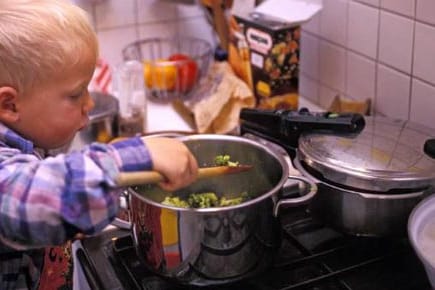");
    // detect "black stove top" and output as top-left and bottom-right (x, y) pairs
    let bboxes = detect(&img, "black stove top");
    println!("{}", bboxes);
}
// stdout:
(78, 205), (431, 290)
